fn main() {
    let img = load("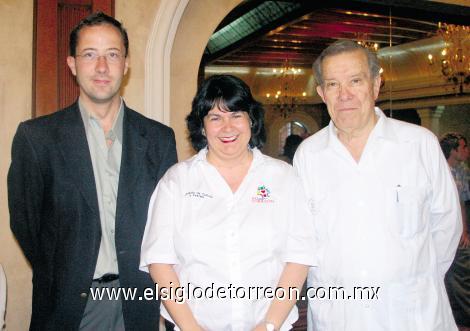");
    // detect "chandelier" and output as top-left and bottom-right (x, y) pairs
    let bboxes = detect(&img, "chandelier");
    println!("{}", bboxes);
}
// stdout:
(265, 60), (306, 118)
(355, 33), (379, 52)
(427, 22), (470, 94)
(355, 33), (386, 89)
